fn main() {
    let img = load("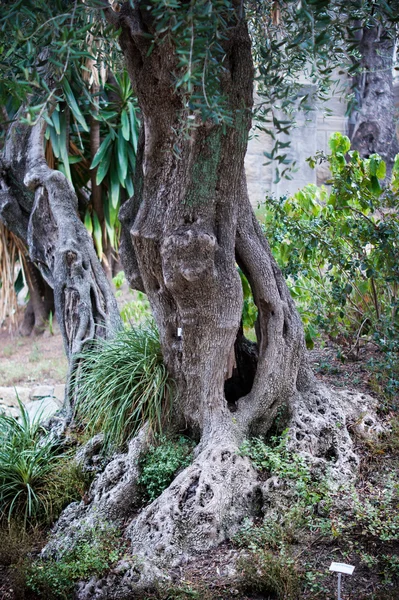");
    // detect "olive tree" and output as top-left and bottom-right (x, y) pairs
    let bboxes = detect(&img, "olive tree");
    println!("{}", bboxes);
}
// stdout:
(0, 0), (384, 591)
